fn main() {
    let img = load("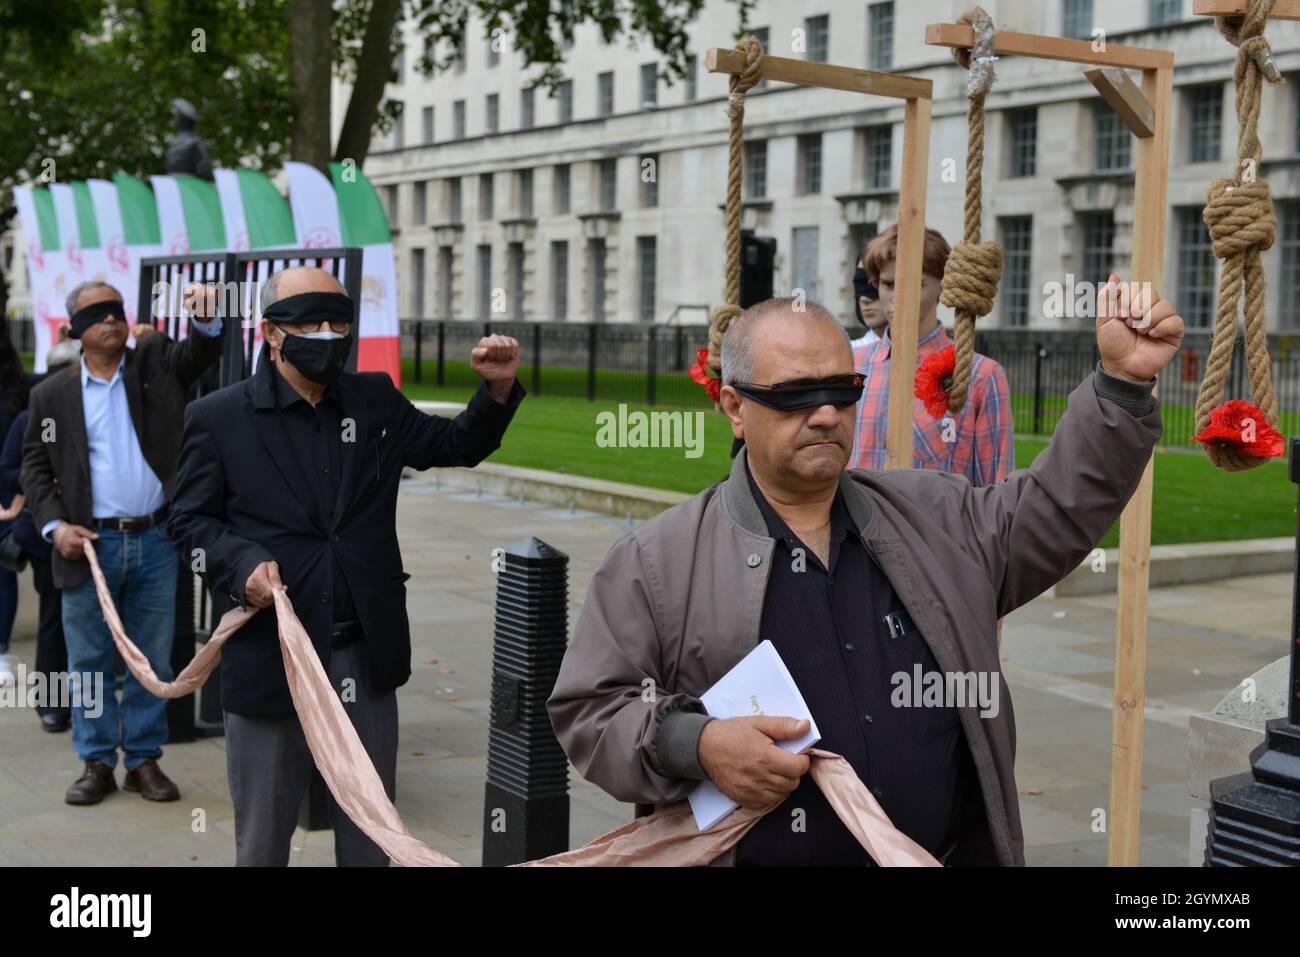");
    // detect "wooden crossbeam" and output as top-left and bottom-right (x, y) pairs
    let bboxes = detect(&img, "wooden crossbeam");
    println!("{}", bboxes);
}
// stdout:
(706, 49), (932, 100)
(1086, 68), (1156, 138)
(1195, 0), (1300, 19)
(925, 23), (1173, 71)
